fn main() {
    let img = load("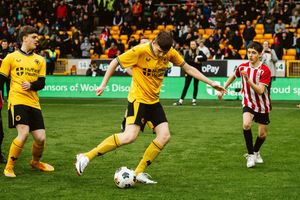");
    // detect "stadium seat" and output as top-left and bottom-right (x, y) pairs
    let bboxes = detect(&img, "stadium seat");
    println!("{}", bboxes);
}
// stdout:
(238, 49), (247, 59)
(148, 34), (156, 40)
(157, 25), (165, 30)
(111, 26), (119, 31)
(254, 34), (263, 40)
(120, 35), (128, 41)
(202, 34), (209, 39)
(263, 34), (272, 39)
(121, 39), (127, 45)
(282, 55), (295, 60)
(112, 34), (119, 40)
(255, 29), (264, 34)
(100, 54), (108, 59)
(135, 30), (143, 35)
(144, 30), (152, 35)
(131, 25), (137, 31)
(131, 34), (139, 40)
(297, 28), (300, 34)
(205, 29), (214, 36)
(153, 29), (160, 35)
(166, 25), (174, 31)
(286, 49), (297, 56)
(198, 29), (205, 35)
(55, 49), (60, 58)
(255, 24), (264, 30)
(239, 24), (245, 30)
(67, 31), (73, 37)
